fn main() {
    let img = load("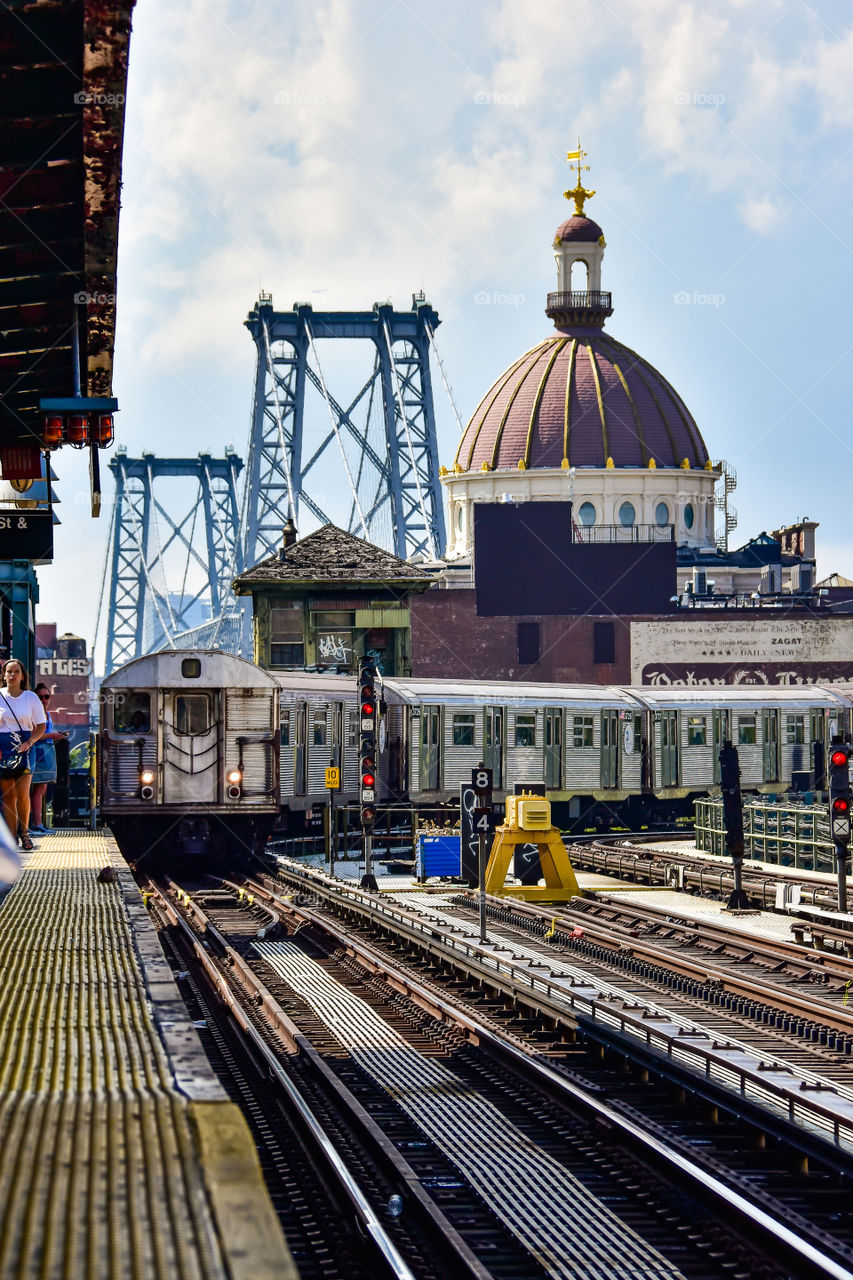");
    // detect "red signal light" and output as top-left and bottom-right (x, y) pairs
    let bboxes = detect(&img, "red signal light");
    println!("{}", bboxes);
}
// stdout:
(361, 702), (375, 716)
(361, 771), (375, 788)
(43, 414), (63, 447)
(834, 797), (850, 813)
(831, 750), (849, 768)
(66, 414), (88, 447)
